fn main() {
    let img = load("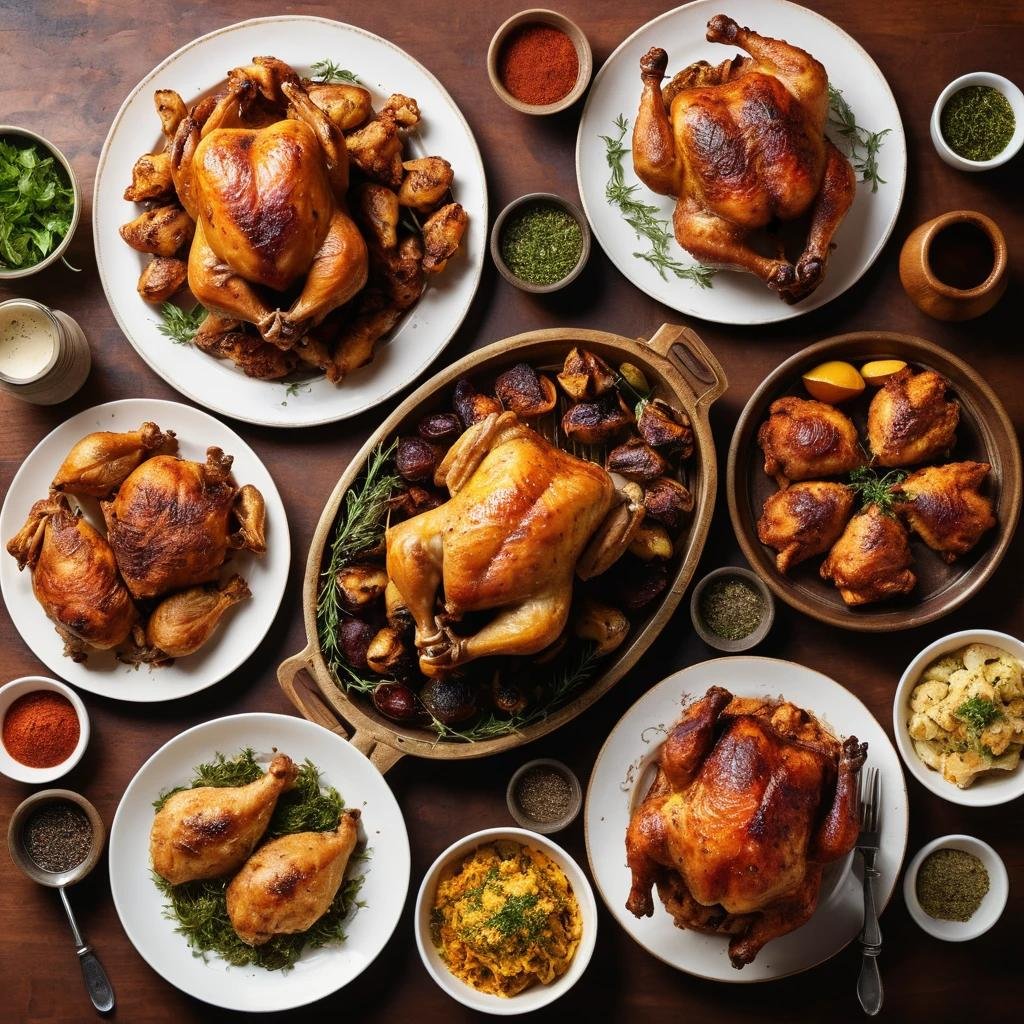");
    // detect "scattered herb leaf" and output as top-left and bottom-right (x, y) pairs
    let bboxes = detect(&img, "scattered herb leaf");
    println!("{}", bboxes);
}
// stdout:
(847, 466), (907, 515)
(955, 696), (1003, 733)
(310, 59), (360, 85)
(827, 84), (891, 192)
(156, 301), (205, 345)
